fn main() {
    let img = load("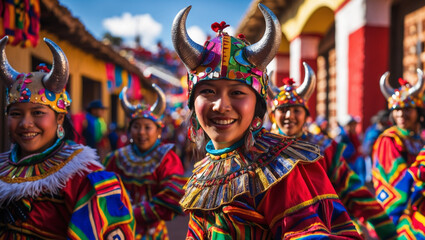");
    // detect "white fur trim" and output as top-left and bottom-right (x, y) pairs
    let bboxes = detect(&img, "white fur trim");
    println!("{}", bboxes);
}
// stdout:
(0, 145), (104, 206)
